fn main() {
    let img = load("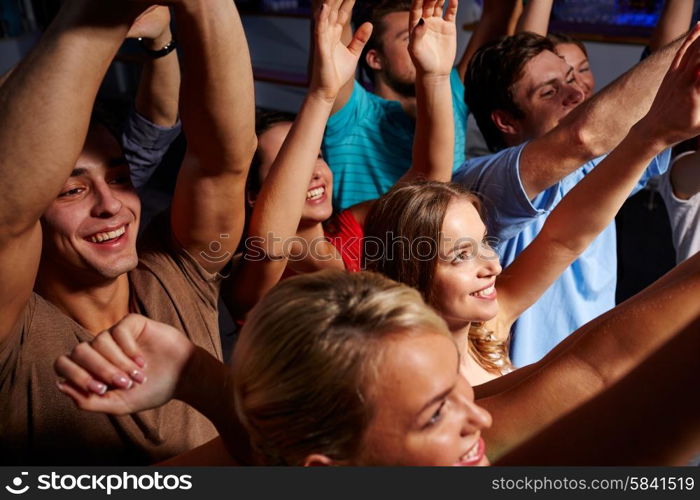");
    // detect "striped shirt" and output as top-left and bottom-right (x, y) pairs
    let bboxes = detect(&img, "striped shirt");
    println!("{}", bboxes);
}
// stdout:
(322, 68), (468, 210)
